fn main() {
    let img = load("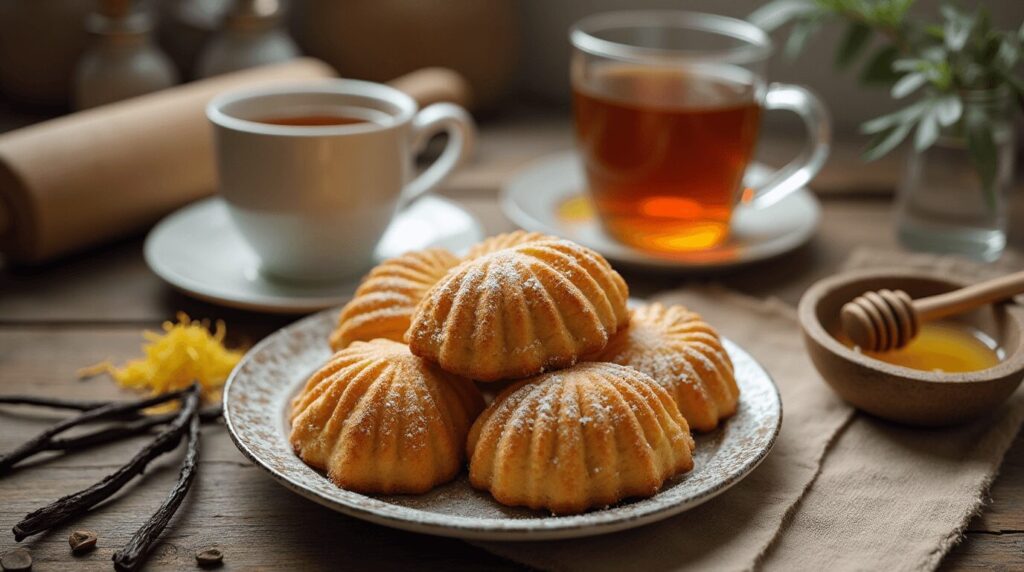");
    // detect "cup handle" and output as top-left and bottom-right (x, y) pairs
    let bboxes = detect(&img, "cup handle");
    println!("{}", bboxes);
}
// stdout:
(400, 102), (476, 206)
(747, 83), (831, 208)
